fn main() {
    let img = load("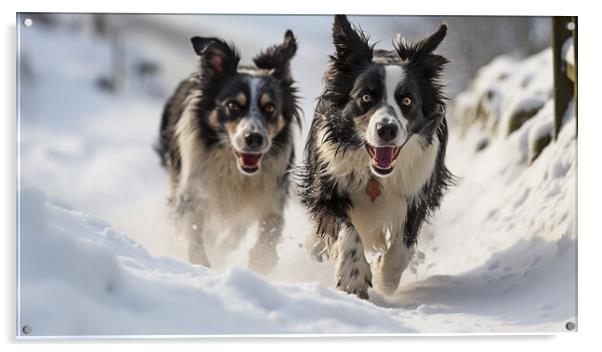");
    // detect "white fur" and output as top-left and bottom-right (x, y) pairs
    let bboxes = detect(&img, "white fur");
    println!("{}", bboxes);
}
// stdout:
(232, 116), (270, 153)
(177, 120), (289, 221)
(365, 107), (407, 148)
(372, 234), (415, 295)
(384, 65), (405, 120)
(365, 65), (408, 148)
(231, 77), (271, 153)
(317, 130), (440, 252)
(174, 90), (291, 253)
(247, 76), (261, 103)
(332, 222), (372, 298)
(237, 67), (274, 76)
